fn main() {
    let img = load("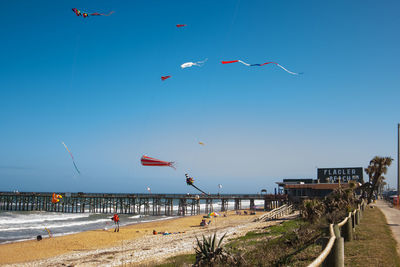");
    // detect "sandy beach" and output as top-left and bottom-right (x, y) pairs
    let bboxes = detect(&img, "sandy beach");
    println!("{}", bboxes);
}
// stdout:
(0, 210), (297, 266)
